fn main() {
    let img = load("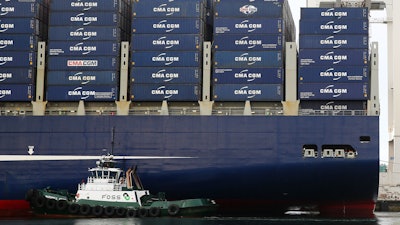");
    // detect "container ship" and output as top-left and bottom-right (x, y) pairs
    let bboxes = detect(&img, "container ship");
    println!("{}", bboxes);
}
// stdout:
(0, 0), (380, 218)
